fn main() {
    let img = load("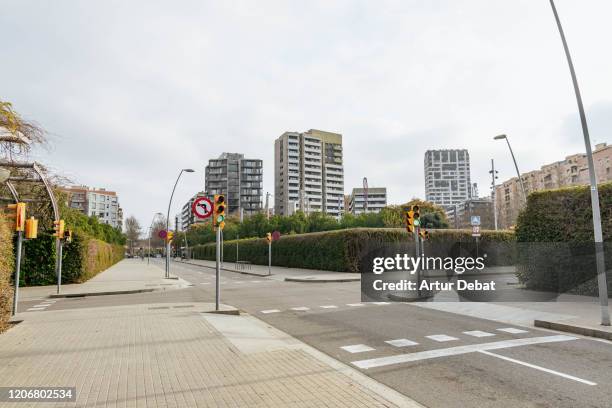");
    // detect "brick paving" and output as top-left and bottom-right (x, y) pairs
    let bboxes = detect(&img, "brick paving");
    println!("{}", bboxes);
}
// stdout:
(0, 303), (398, 408)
